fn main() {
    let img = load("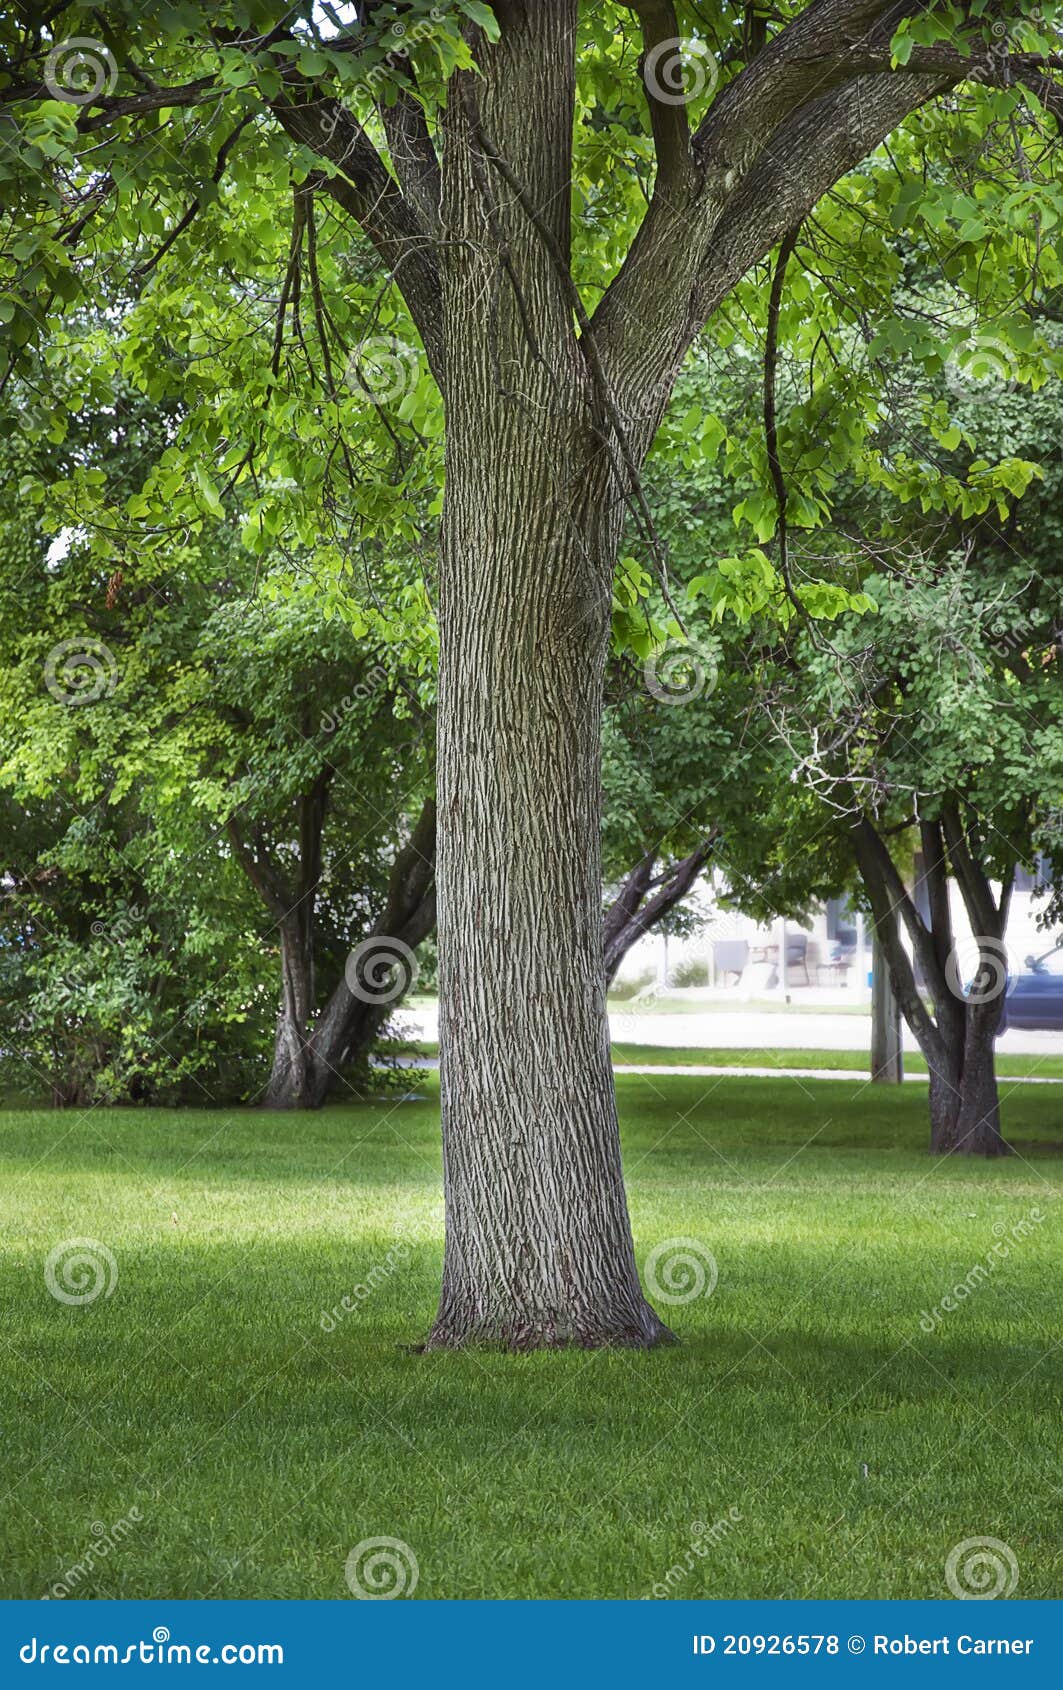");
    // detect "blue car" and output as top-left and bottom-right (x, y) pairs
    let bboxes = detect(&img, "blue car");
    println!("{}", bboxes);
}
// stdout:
(999, 946), (1063, 1032)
